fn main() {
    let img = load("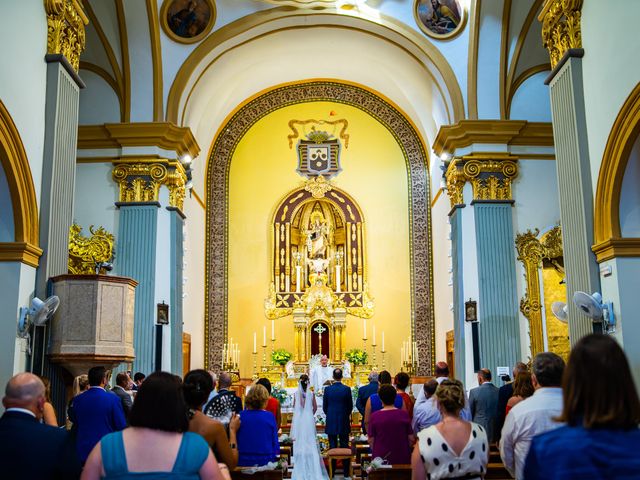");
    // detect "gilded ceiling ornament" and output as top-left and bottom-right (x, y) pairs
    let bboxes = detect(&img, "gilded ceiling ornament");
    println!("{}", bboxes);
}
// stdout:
(68, 223), (114, 275)
(257, 0), (337, 7)
(515, 226), (563, 358)
(304, 176), (333, 199)
(44, 0), (89, 71)
(444, 155), (519, 208)
(538, 0), (583, 69)
(112, 161), (187, 209)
